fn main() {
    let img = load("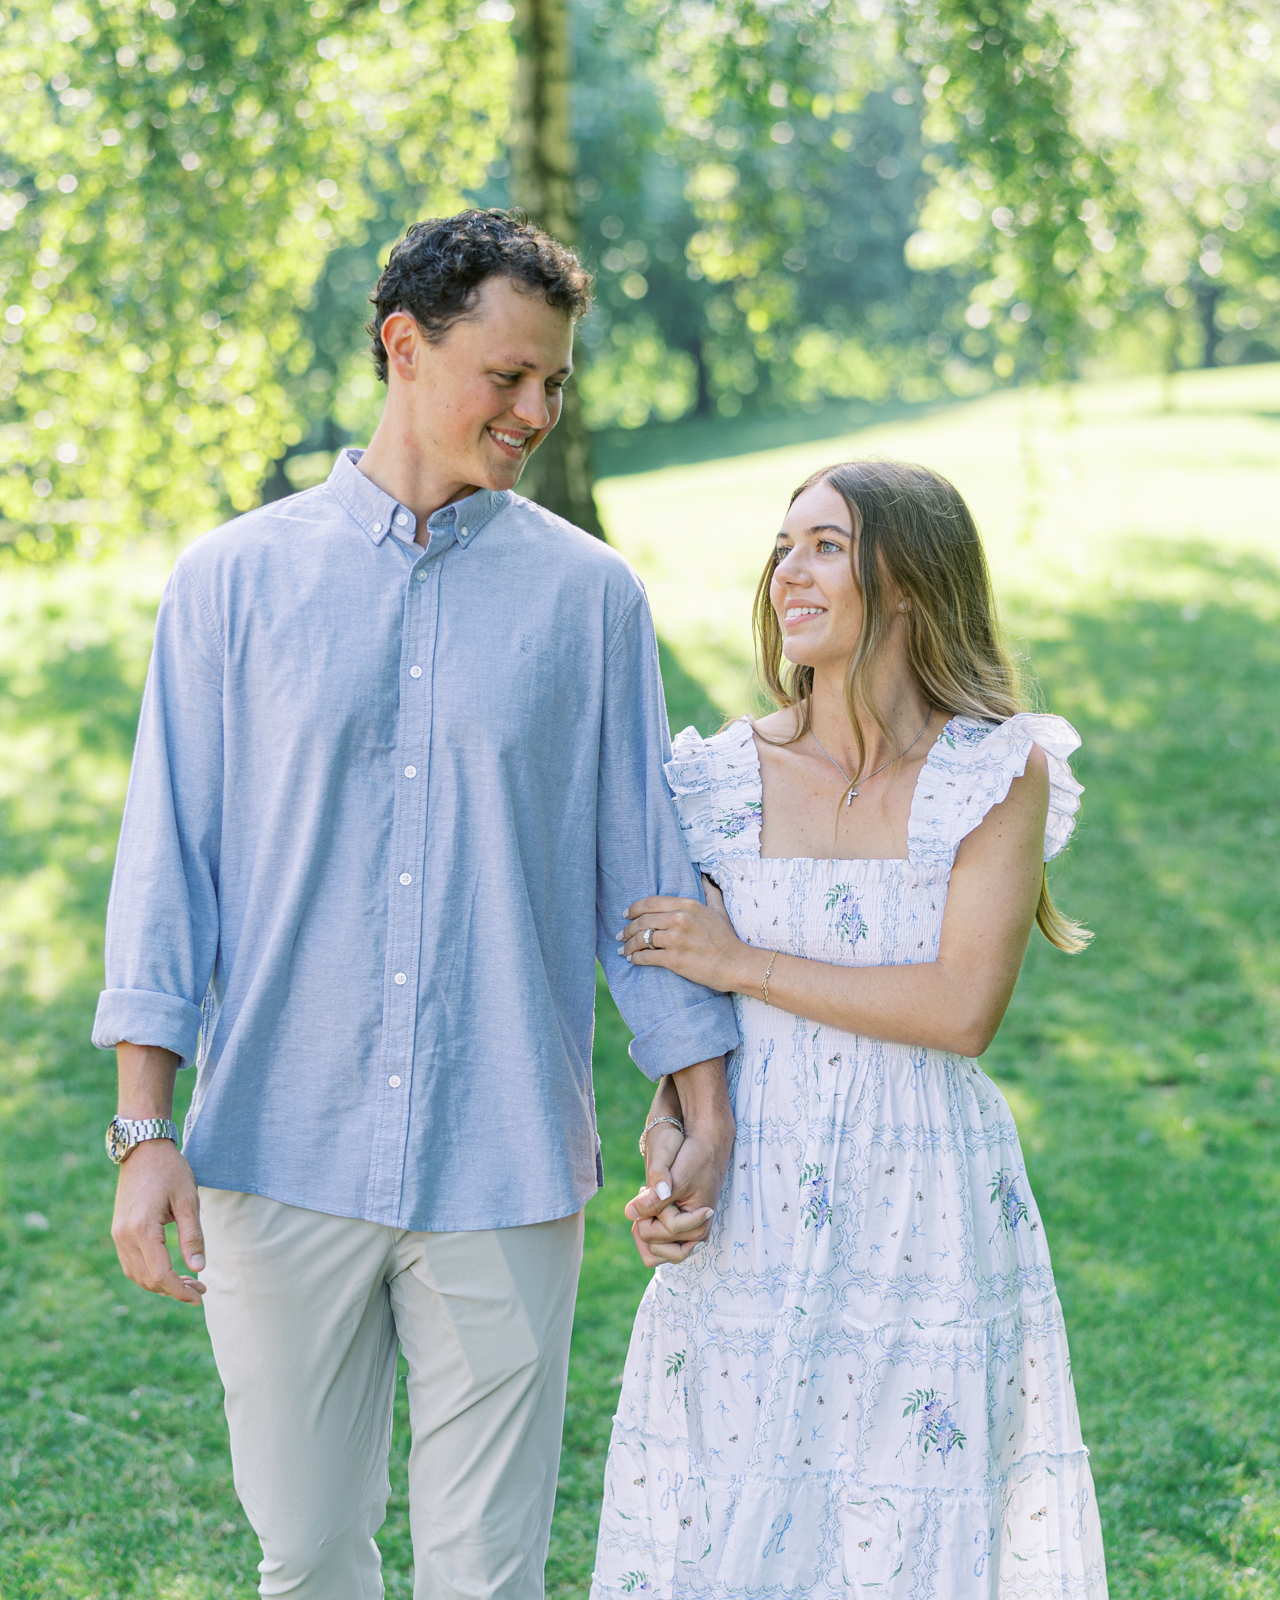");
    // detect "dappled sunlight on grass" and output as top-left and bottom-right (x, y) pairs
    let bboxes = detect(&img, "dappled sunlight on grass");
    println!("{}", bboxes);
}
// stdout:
(981, 573), (1280, 1596)
(598, 362), (1280, 721)
(1, 370), (1277, 1595)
